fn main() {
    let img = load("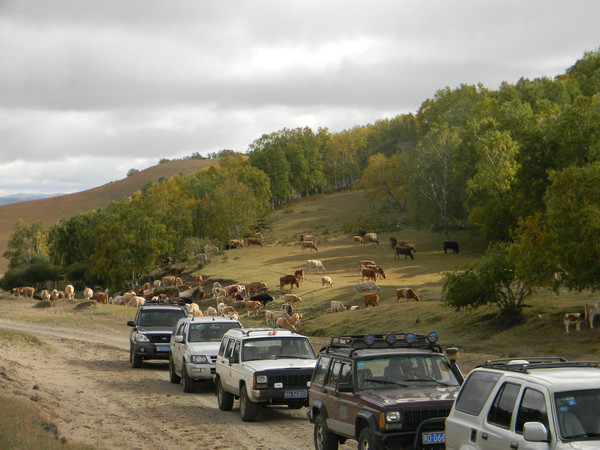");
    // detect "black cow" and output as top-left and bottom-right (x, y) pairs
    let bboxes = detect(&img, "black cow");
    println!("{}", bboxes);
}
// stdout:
(250, 293), (275, 308)
(443, 241), (459, 254)
(394, 246), (414, 260)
